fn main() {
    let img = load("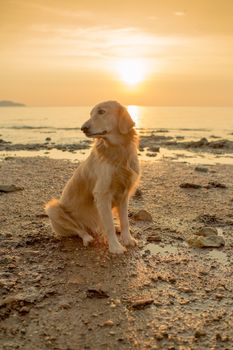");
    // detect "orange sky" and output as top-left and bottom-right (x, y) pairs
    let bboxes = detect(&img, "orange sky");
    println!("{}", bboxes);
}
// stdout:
(0, 0), (233, 106)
